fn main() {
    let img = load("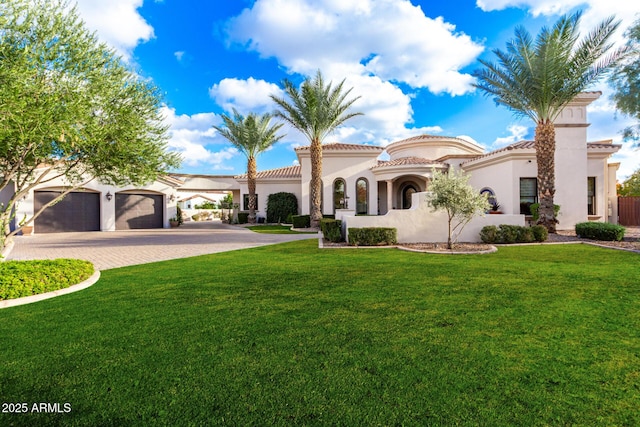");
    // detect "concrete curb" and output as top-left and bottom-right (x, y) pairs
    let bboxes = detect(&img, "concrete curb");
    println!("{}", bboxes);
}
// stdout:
(0, 270), (101, 309)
